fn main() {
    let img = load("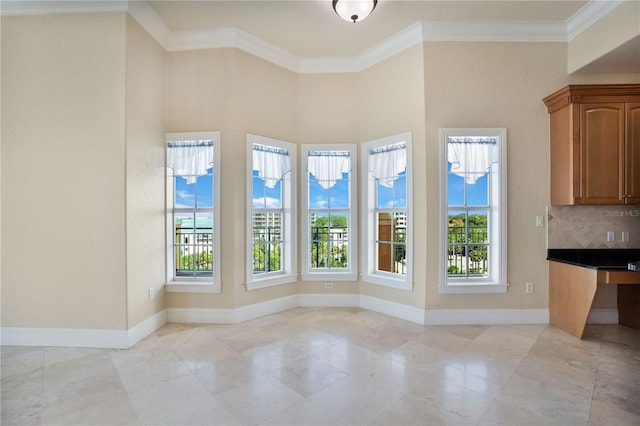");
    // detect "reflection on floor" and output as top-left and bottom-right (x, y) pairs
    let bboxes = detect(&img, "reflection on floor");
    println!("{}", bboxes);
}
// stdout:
(2, 307), (640, 425)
